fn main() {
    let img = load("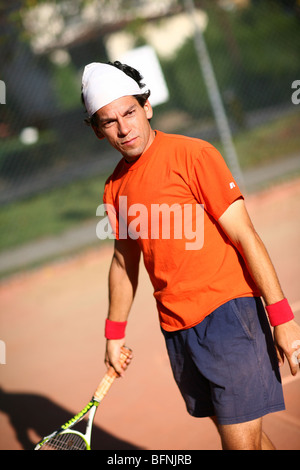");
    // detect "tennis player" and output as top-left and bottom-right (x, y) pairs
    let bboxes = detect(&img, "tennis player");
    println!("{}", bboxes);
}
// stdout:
(81, 61), (300, 450)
